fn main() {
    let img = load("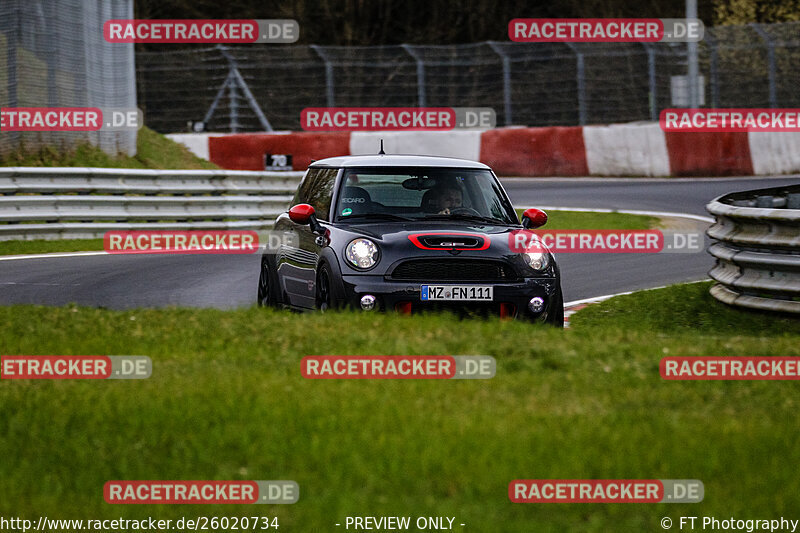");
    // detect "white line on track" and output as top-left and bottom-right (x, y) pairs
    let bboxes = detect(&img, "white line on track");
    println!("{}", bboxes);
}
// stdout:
(0, 251), (108, 261)
(519, 205), (714, 305)
(500, 175), (800, 183)
(519, 205), (715, 223)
